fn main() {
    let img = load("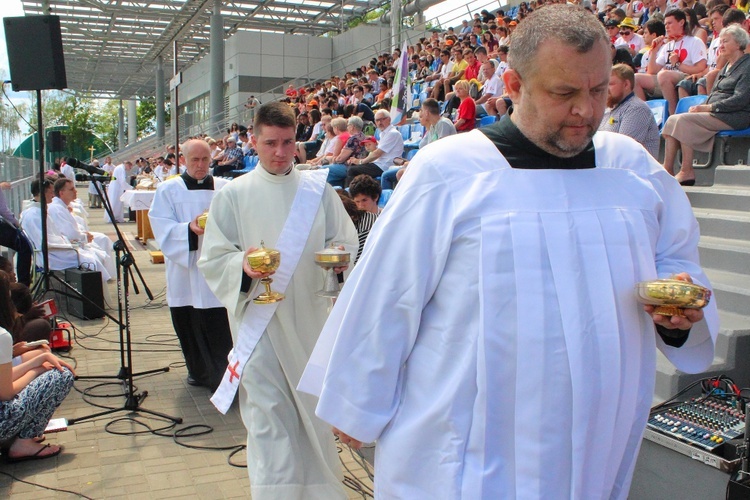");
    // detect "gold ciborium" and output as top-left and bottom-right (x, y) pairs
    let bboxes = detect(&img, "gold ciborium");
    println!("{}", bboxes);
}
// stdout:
(247, 241), (284, 304)
(314, 247), (351, 297)
(197, 210), (209, 229)
(635, 279), (711, 317)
